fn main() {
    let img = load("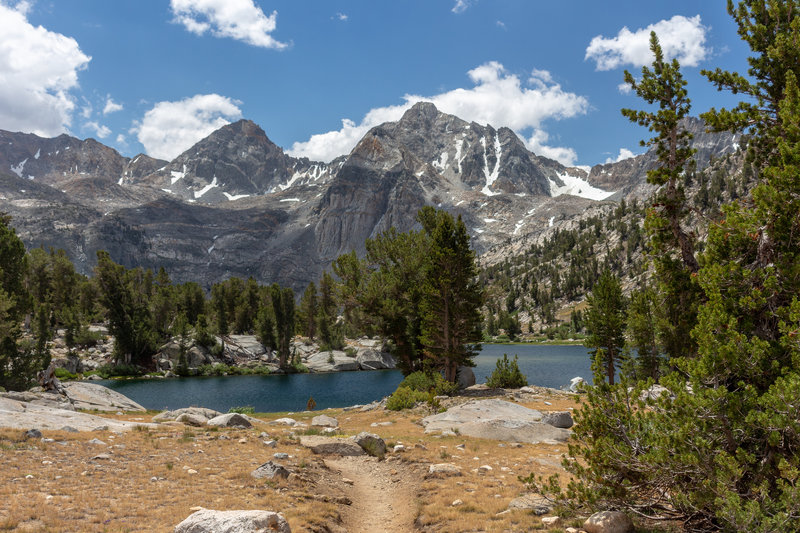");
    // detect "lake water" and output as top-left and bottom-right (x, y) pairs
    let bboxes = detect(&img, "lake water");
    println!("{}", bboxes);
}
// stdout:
(99, 344), (592, 413)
